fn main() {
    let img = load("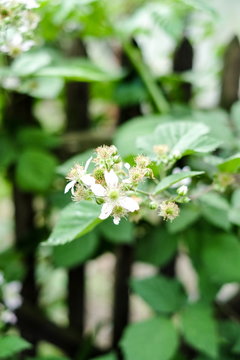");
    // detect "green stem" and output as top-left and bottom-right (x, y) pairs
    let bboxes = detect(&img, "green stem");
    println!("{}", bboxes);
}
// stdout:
(123, 41), (170, 114)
